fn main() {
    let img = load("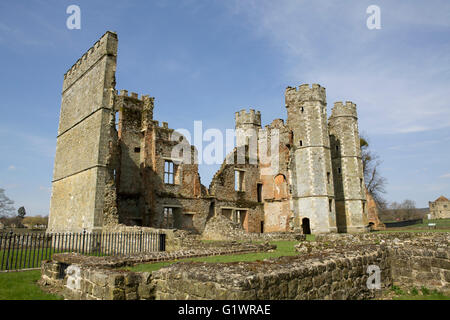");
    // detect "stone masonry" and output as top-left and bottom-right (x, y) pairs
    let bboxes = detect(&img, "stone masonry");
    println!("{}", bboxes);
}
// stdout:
(40, 232), (449, 300)
(48, 31), (377, 236)
(429, 195), (450, 219)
